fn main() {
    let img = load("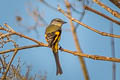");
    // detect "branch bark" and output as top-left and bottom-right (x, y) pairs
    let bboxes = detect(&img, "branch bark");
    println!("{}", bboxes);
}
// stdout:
(1, 24), (120, 63)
